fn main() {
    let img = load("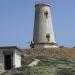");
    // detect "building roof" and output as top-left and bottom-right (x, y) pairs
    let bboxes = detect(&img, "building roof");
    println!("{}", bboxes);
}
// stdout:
(0, 46), (22, 52)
